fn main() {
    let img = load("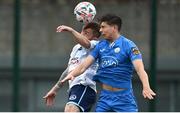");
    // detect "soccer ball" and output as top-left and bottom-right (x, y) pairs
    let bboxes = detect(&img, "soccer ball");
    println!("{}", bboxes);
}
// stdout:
(74, 2), (96, 23)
